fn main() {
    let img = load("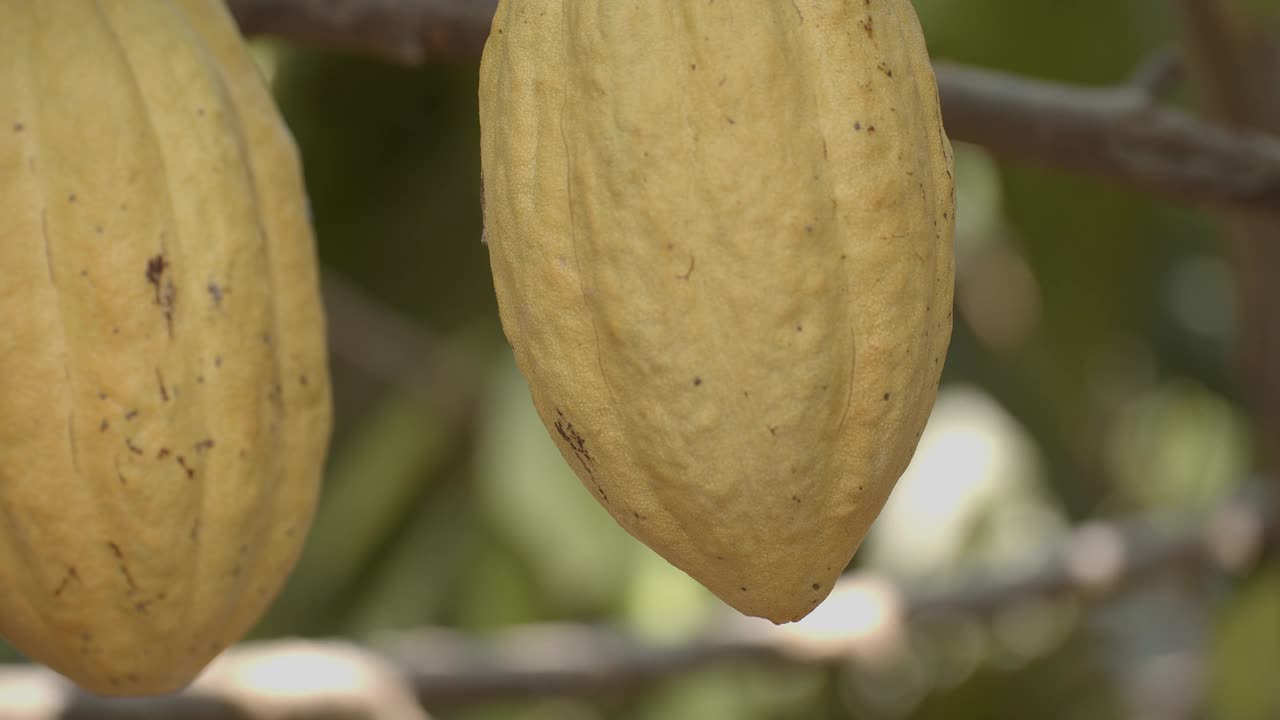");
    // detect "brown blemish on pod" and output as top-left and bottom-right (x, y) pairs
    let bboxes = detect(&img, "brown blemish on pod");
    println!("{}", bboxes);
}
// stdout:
(145, 254), (176, 336)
